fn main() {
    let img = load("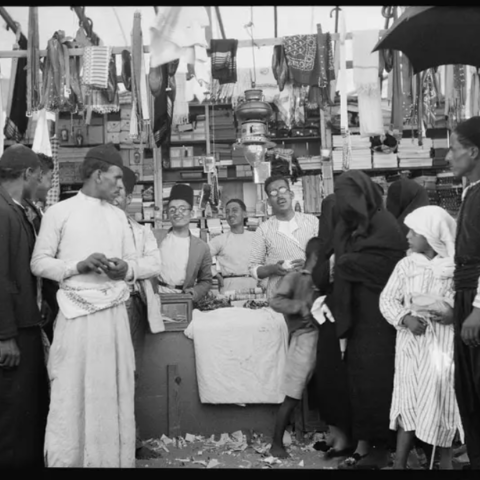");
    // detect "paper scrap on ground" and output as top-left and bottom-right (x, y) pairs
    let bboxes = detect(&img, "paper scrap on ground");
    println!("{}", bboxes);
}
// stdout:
(207, 459), (220, 468)
(185, 433), (196, 442)
(283, 430), (292, 447)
